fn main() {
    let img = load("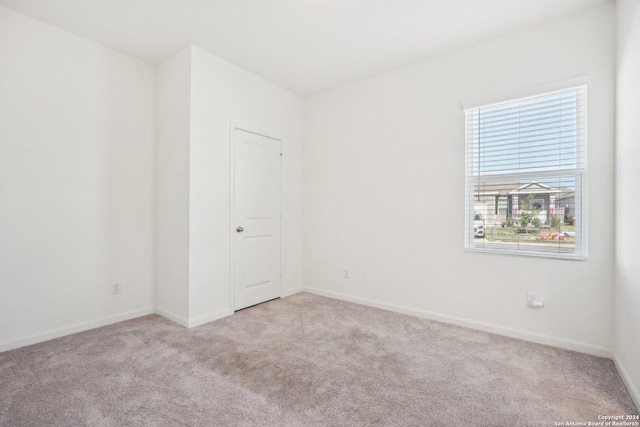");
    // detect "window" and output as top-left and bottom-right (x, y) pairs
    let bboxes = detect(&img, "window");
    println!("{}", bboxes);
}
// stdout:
(465, 84), (587, 259)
